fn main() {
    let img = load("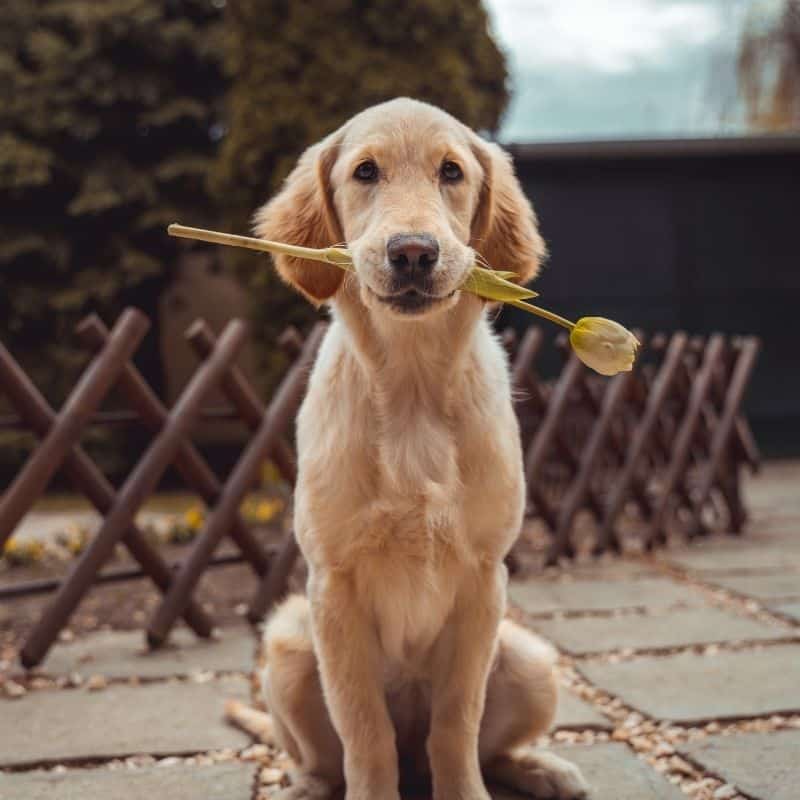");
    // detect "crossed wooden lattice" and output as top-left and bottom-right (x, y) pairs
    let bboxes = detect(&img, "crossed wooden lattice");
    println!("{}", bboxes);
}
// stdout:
(0, 308), (325, 667)
(507, 326), (760, 565)
(0, 310), (760, 667)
